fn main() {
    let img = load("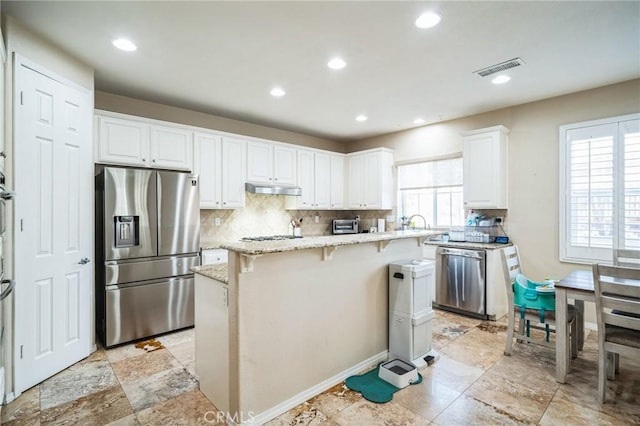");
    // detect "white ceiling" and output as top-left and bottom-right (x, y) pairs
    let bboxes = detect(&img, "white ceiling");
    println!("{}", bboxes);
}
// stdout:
(3, 1), (639, 142)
